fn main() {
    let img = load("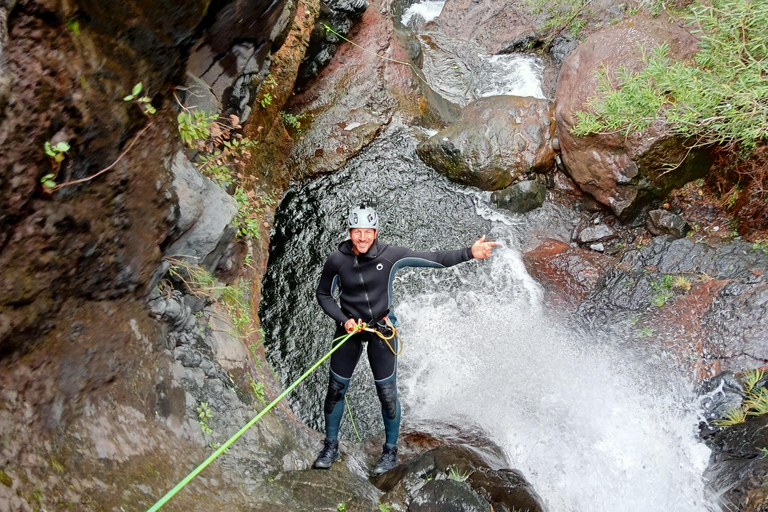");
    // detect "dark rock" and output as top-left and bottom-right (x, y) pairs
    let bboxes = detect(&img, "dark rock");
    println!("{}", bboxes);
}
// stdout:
(491, 180), (546, 214)
(297, 0), (369, 85)
(417, 96), (555, 191)
(185, 0), (295, 119)
(703, 414), (768, 511)
(555, 18), (711, 219)
(549, 35), (578, 64)
(577, 224), (617, 244)
(647, 209), (690, 238)
(374, 445), (545, 512)
(175, 346), (203, 368)
(409, 479), (489, 512)
(165, 151), (238, 272)
(697, 372), (745, 425)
